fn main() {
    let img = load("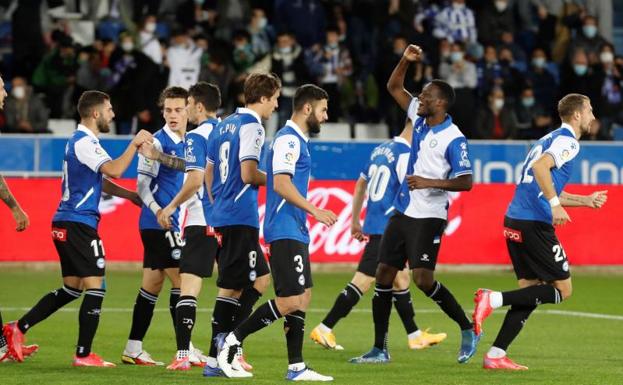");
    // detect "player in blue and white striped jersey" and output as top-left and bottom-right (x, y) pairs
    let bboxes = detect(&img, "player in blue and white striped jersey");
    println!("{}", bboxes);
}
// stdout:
(473, 94), (608, 370)
(351, 44), (478, 365)
(4, 91), (152, 367)
(122, 86), (189, 367)
(155, 82), (224, 371)
(218, 85), (337, 381)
